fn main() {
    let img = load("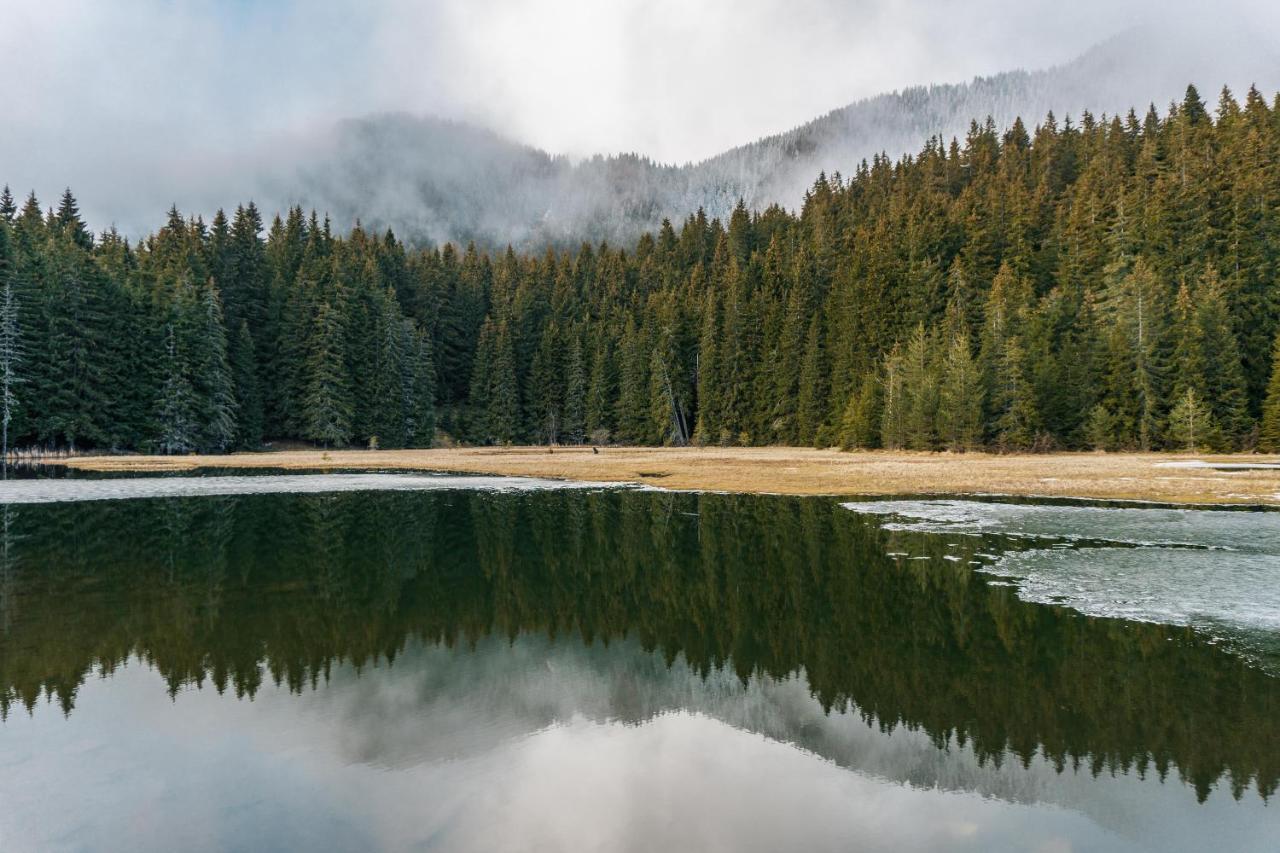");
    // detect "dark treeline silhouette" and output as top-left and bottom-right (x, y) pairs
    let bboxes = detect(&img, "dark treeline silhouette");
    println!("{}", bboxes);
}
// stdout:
(4, 84), (1280, 452)
(0, 490), (1276, 802)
